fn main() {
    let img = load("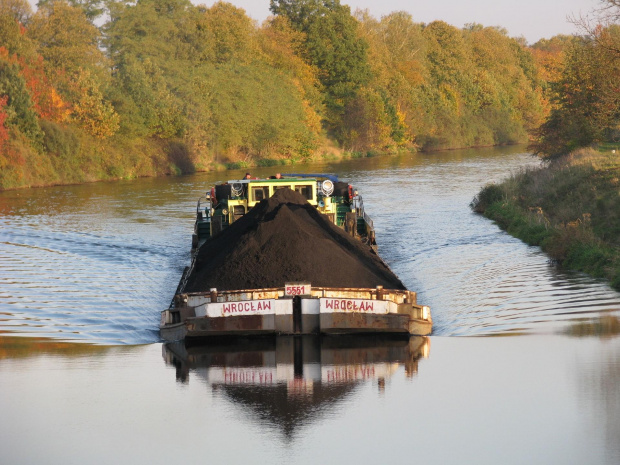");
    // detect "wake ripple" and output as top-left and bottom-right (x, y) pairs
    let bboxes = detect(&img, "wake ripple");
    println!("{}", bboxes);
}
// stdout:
(0, 220), (186, 344)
